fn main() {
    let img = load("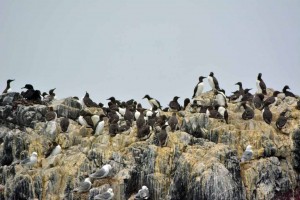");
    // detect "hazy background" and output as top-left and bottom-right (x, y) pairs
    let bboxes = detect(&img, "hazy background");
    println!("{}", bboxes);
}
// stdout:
(1, 1), (299, 107)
